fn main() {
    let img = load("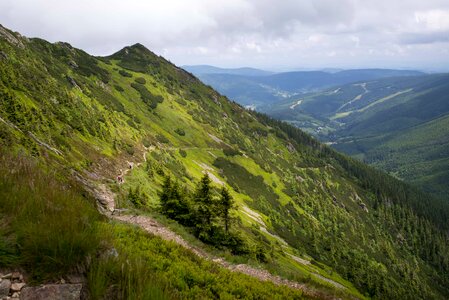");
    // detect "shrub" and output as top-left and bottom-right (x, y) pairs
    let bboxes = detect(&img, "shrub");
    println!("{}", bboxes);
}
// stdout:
(124, 143), (135, 155)
(130, 82), (164, 109)
(118, 69), (132, 77)
(179, 149), (187, 158)
(223, 147), (240, 157)
(135, 77), (146, 84)
(114, 84), (124, 92)
(174, 128), (185, 136)
(156, 134), (169, 144)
